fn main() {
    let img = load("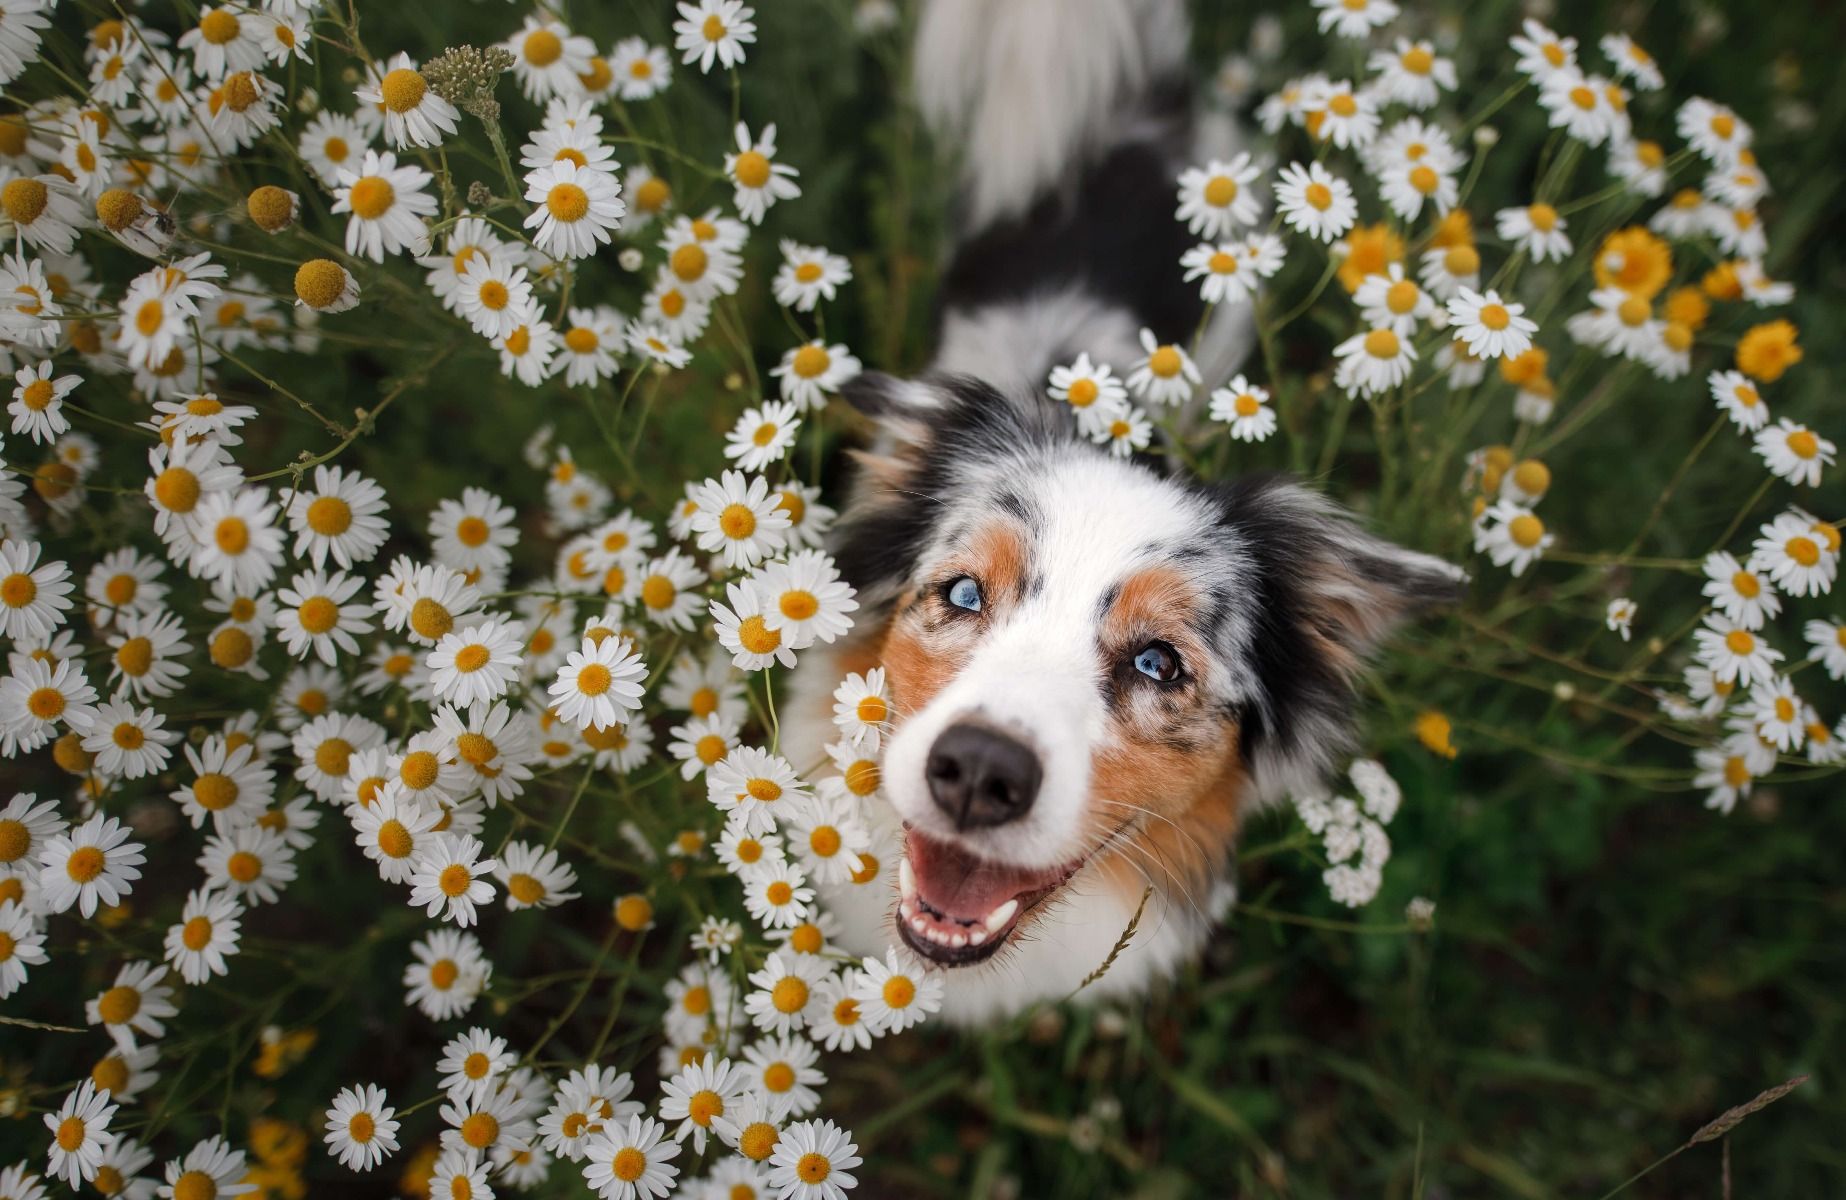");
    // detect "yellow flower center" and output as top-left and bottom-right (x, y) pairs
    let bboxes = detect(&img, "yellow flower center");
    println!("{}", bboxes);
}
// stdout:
(182, 915), (214, 951)
(696, 734), (729, 764)
(297, 595), (339, 635)
(194, 772), (240, 811)
(740, 1122), (779, 1161)
(67, 844), (105, 881)
(635, 176), (671, 211)
(227, 850), (263, 883)
(719, 503), (759, 539)
(115, 636), (155, 677)
(575, 663), (613, 695)
(96, 984), (141, 1024)
(547, 182), (590, 222)
(612, 1146), (648, 1181)
(738, 616), (781, 655)
(380, 68), (428, 114)
(1303, 181), (1333, 210)
(439, 863), (473, 897)
(0, 177), (48, 225)
(524, 29), (564, 66)
(779, 590), (818, 621)
(348, 176), (395, 220)
(792, 344), (831, 379)
(411, 598), (454, 641)
(111, 722), (144, 750)
(453, 644), (491, 672)
(1479, 303), (1511, 331)
(377, 820), (413, 859)
(294, 259), (347, 309)
(1401, 45), (1434, 73)
(1364, 329), (1401, 359)
(798, 1153), (831, 1184)
(641, 576), (677, 610)
(1786, 536), (1820, 566)
(1725, 629), (1756, 656)
(671, 243), (708, 282)
(199, 9), (239, 44)
(883, 976), (916, 1008)
(460, 1113), (498, 1149)
(733, 150), (772, 189)
(1507, 514), (1546, 549)
(772, 977), (810, 1013)
(1786, 430), (1818, 460)
(57, 1116), (87, 1152)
